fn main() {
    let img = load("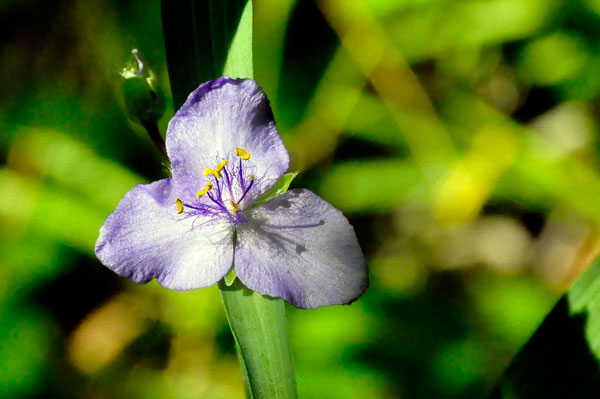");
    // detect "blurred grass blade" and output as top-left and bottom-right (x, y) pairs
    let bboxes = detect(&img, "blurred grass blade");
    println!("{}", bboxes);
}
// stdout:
(10, 128), (144, 214)
(0, 169), (106, 252)
(318, 160), (427, 213)
(161, 0), (211, 109)
(492, 257), (600, 398)
(161, 0), (251, 108)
